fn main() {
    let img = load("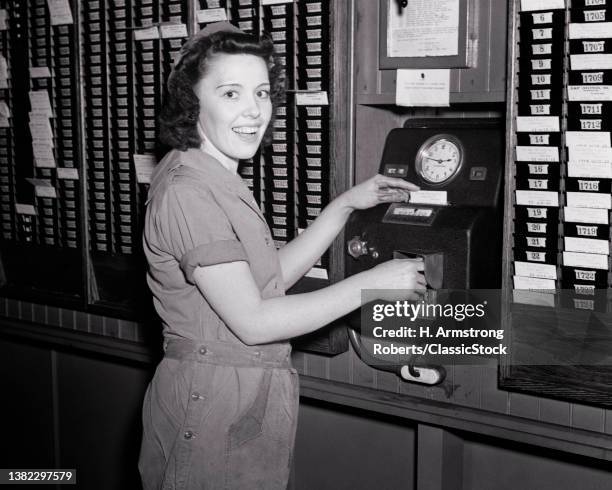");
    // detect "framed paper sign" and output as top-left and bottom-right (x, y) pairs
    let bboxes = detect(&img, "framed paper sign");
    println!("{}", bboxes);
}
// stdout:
(380, 0), (478, 69)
